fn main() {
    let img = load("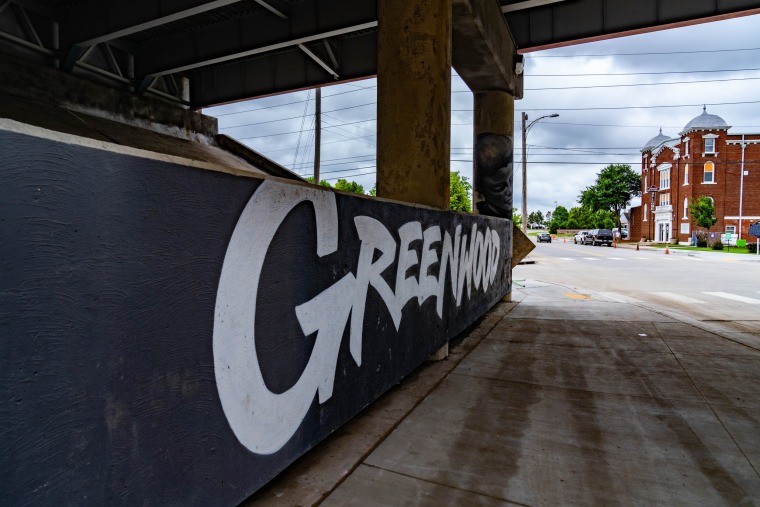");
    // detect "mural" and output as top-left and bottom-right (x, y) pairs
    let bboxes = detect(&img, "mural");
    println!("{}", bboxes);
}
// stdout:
(474, 133), (514, 219)
(0, 127), (511, 505)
